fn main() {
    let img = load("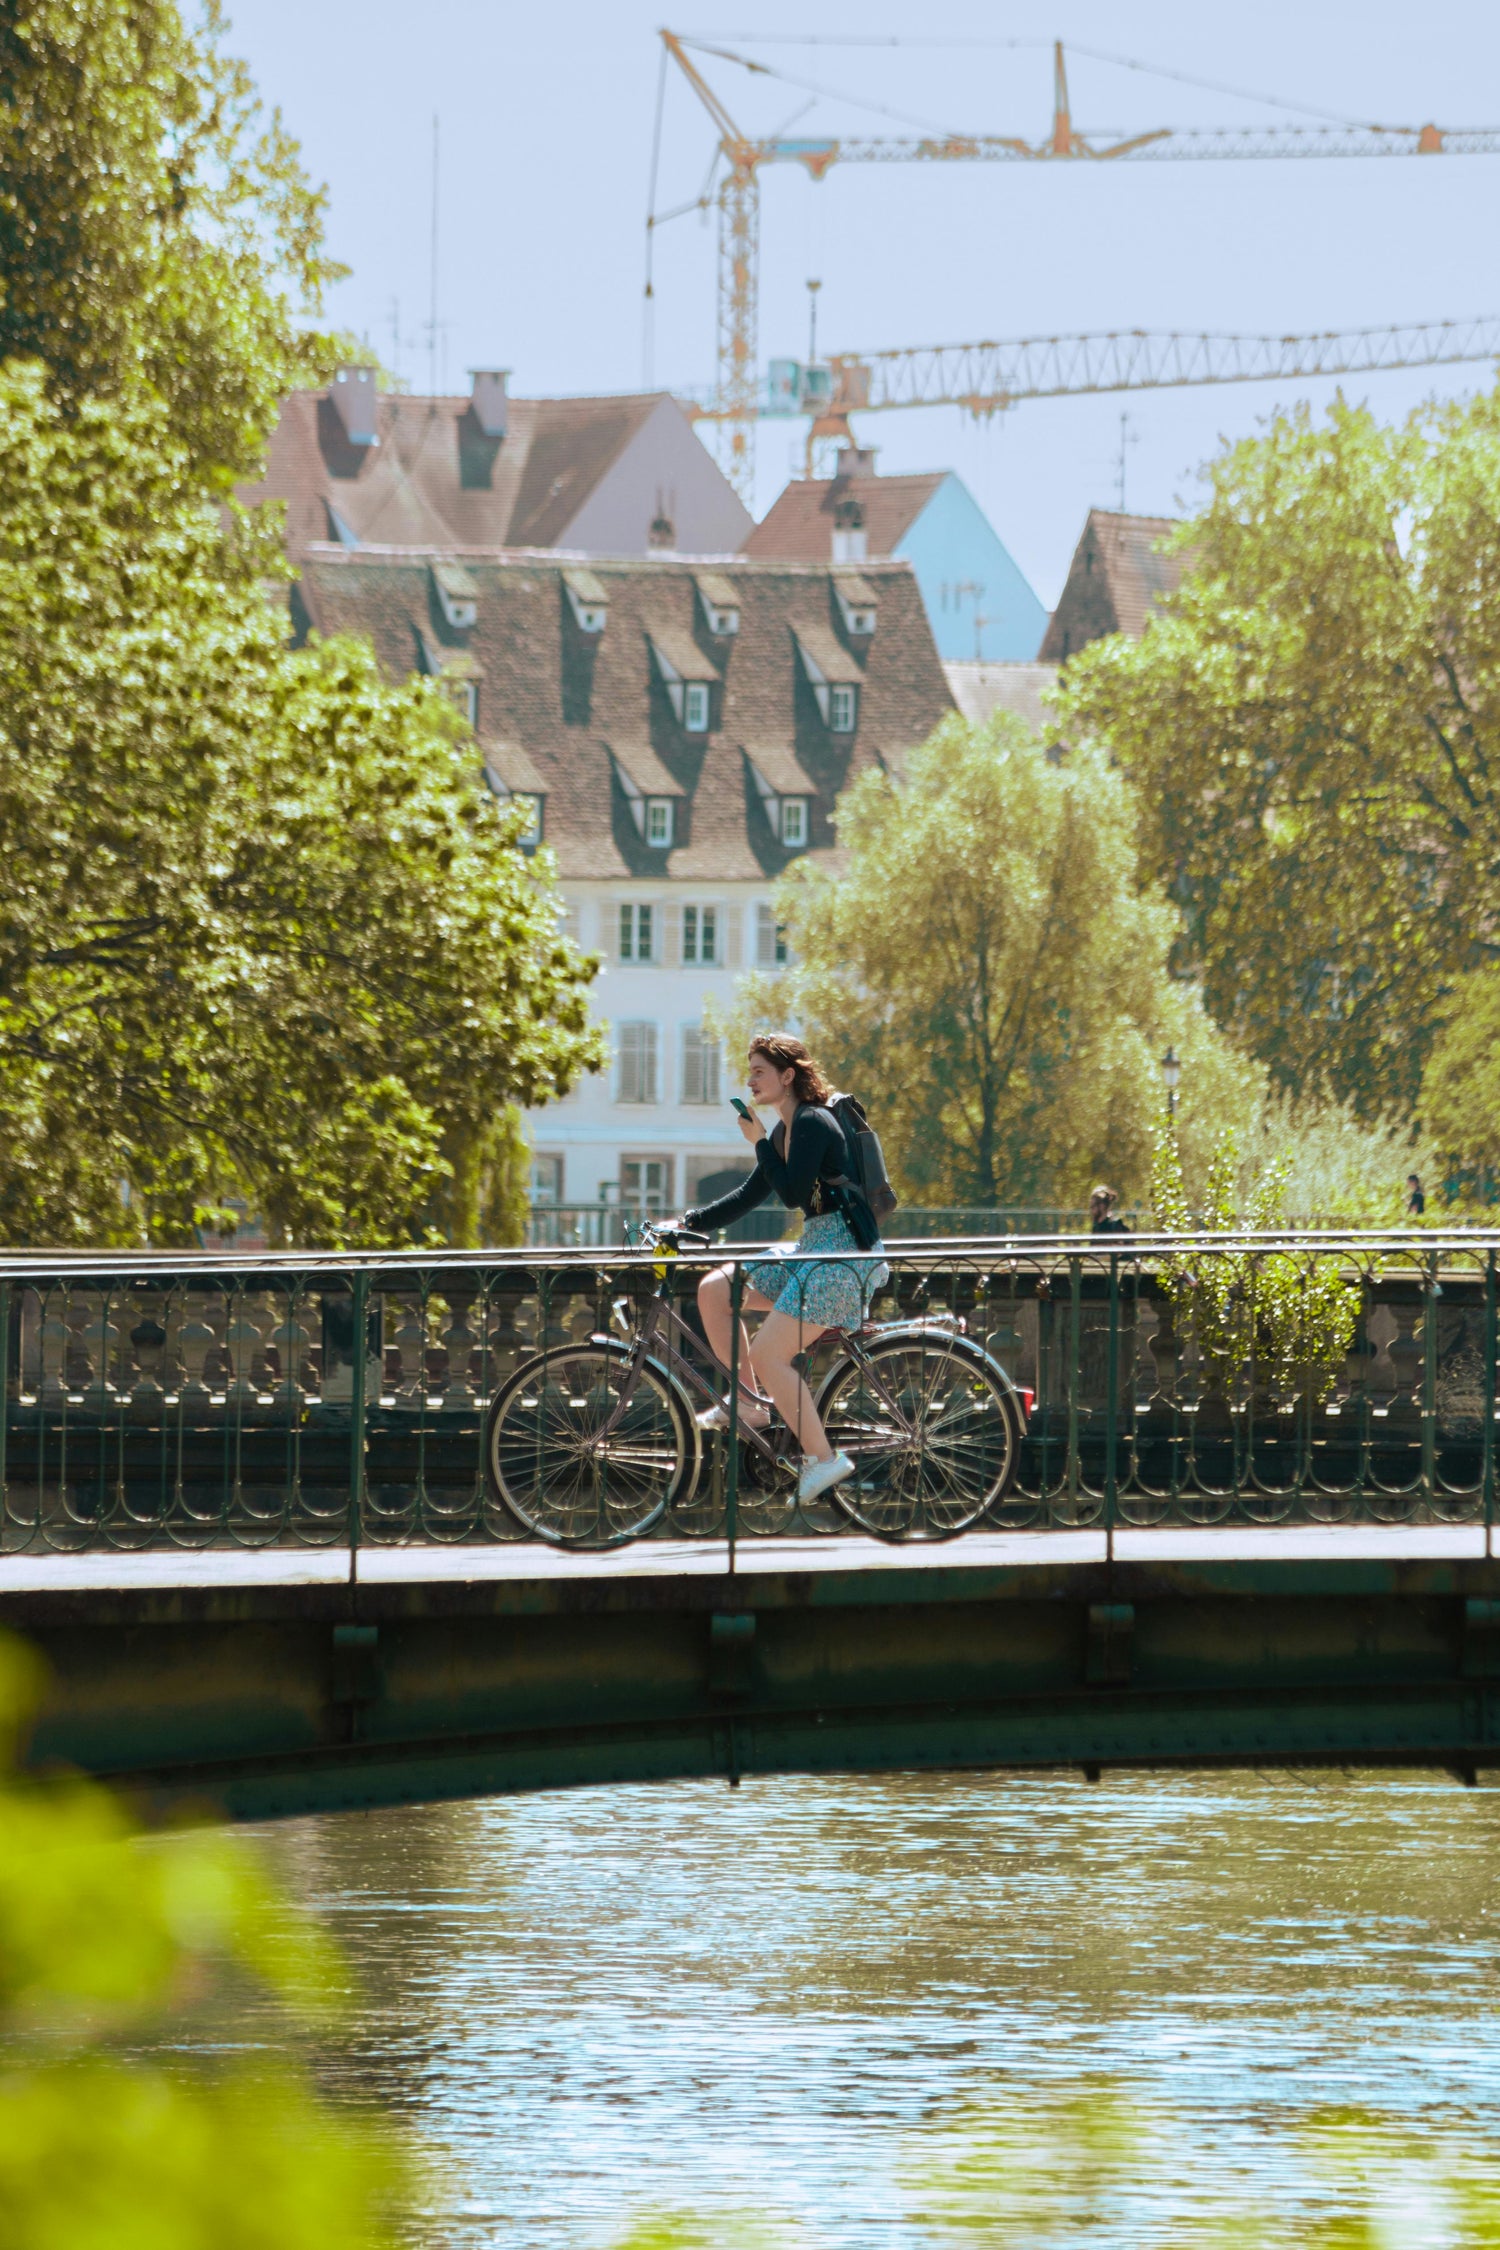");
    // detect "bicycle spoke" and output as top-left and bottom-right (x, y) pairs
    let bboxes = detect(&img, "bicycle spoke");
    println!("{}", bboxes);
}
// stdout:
(488, 1348), (693, 1546)
(819, 1341), (1017, 1537)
